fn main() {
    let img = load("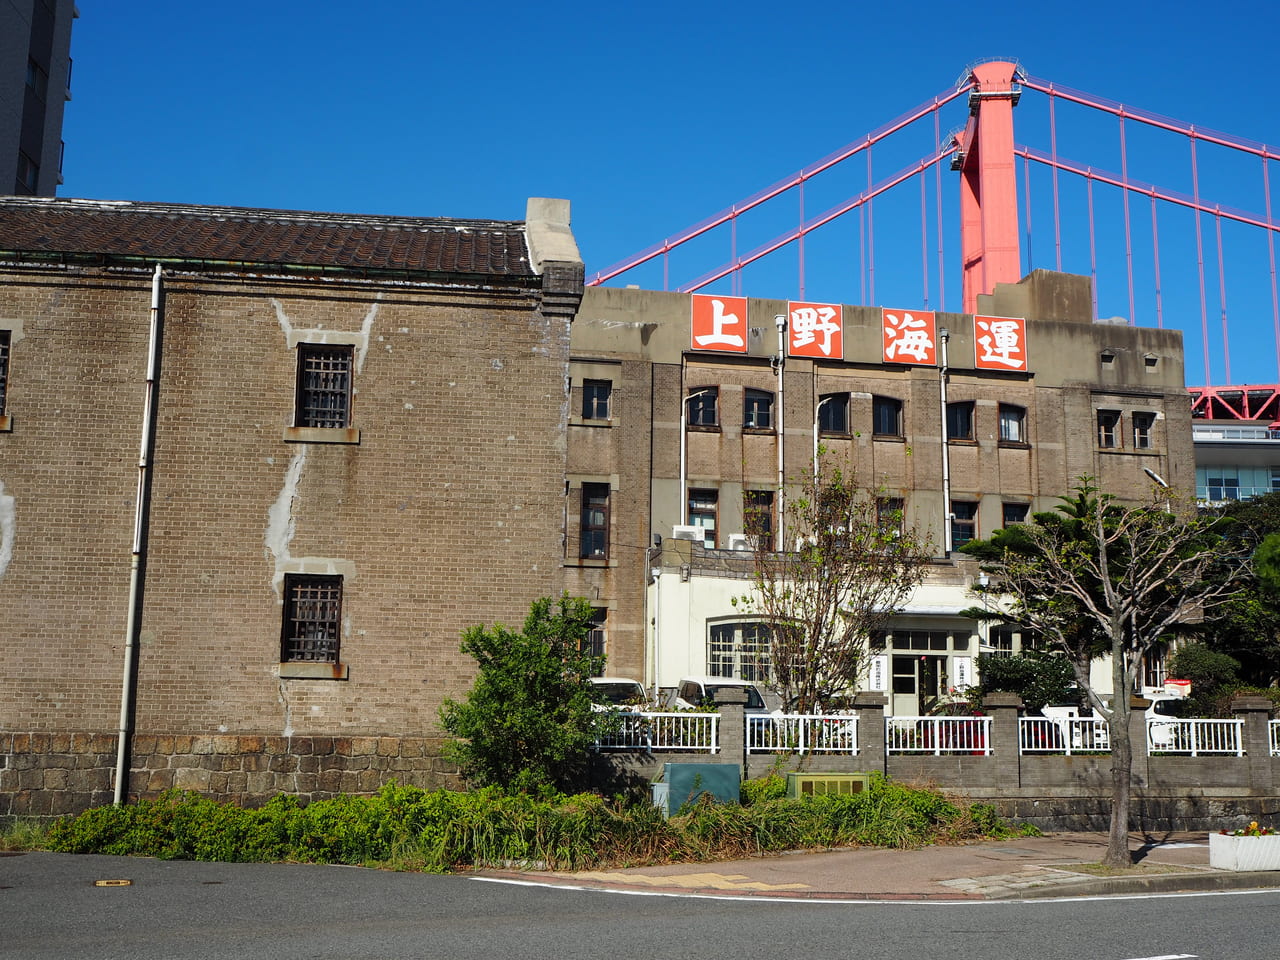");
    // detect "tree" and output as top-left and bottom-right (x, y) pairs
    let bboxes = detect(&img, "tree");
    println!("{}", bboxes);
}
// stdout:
(969, 652), (1080, 713)
(738, 457), (933, 713)
(439, 596), (603, 794)
(963, 479), (1250, 866)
